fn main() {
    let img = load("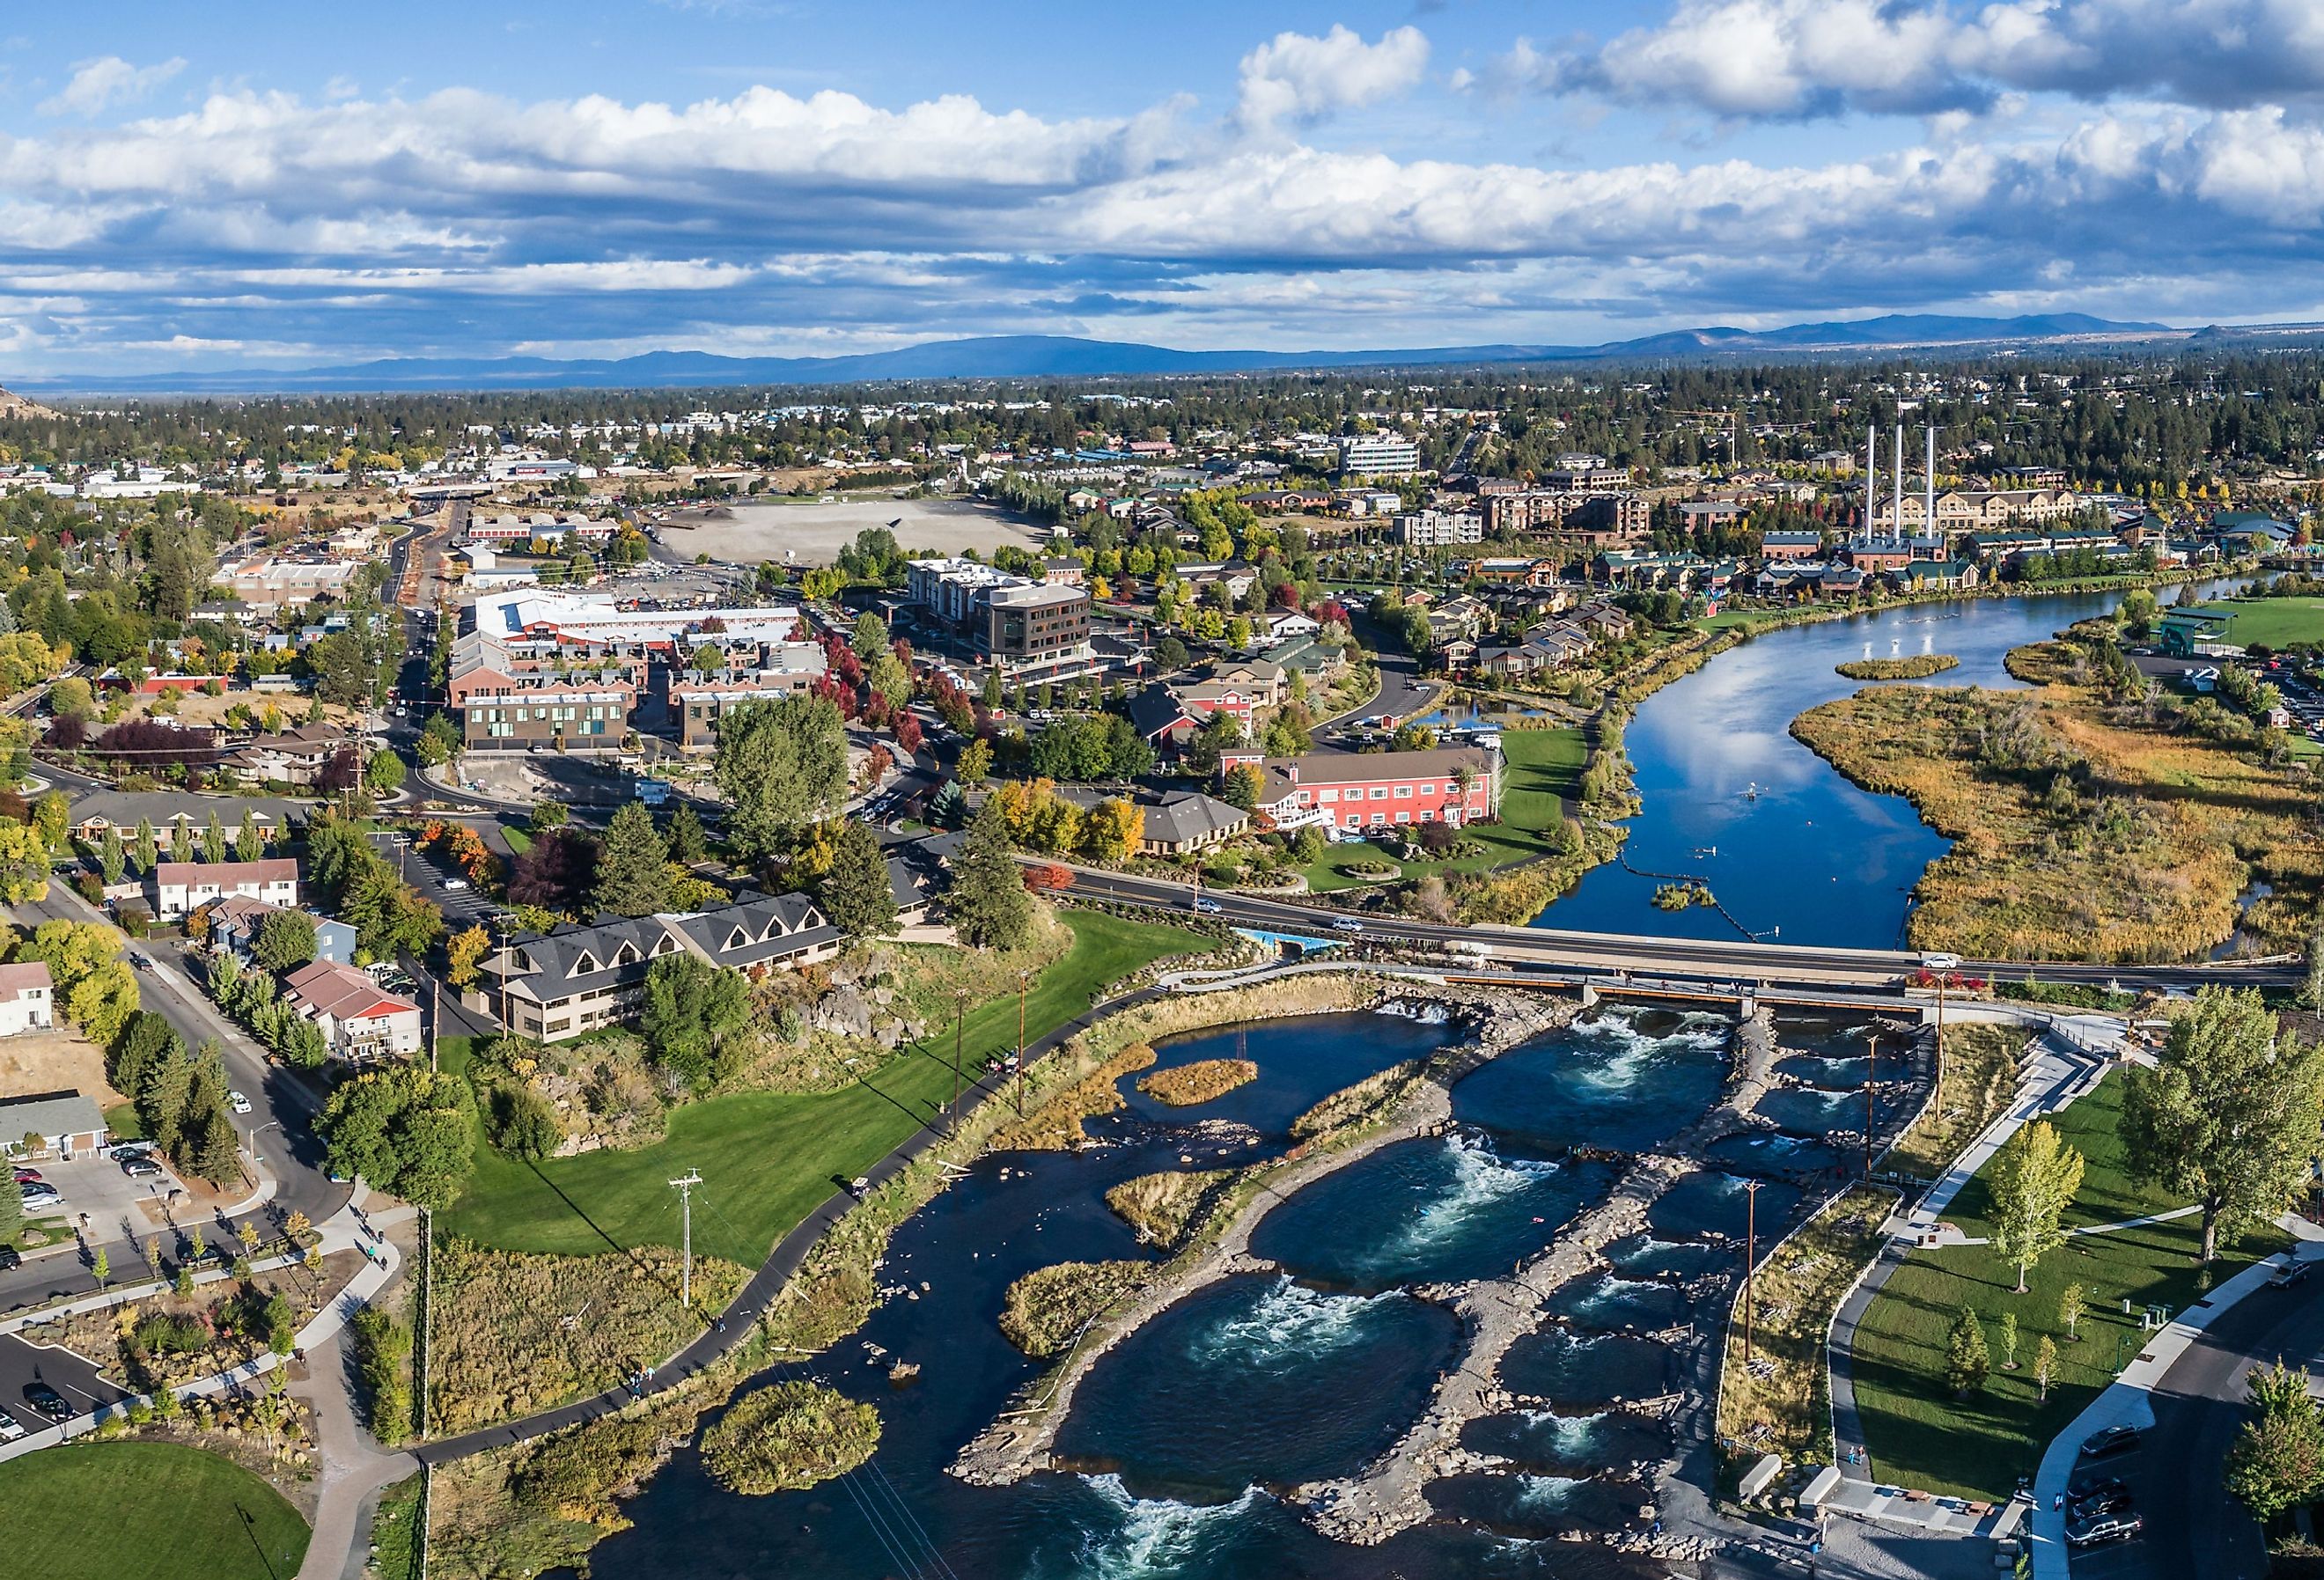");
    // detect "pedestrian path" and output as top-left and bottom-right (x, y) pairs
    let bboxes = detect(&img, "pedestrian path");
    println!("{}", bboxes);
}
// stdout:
(0, 1194), (410, 1467)
(1919, 1202), (2201, 1249)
